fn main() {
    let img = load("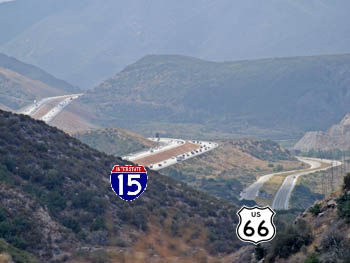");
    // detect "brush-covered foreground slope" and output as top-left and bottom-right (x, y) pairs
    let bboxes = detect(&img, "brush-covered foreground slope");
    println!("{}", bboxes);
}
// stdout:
(74, 127), (157, 157)
(0, 110), (244, 263)
(251, 188), (350, 263)
(0, 53), (79, 111)
(162, 139), (300, 202)
(1, 0), (350, 88)
(78, 54), (350, 138)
